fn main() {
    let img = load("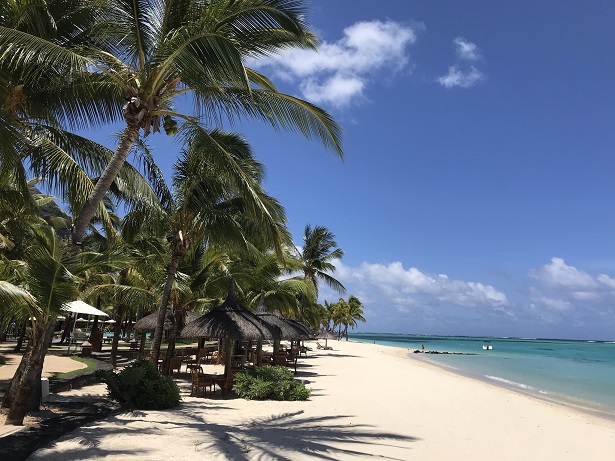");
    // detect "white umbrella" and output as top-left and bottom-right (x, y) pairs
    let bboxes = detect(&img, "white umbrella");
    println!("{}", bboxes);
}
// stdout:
(61, 300), (108, 354)
(104, 319), (116, 324)
(75, 317), (89, 323)
(61, 300), (108, 317)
